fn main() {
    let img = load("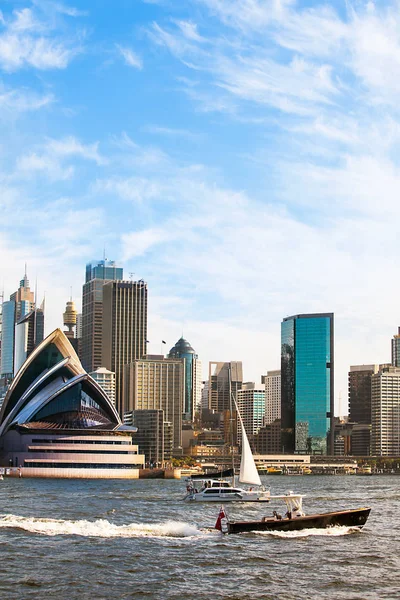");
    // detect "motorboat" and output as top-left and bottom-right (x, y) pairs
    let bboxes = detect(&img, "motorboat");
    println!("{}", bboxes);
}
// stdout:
(215, 491), (371, 534)
(266, 466), (283, 475)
